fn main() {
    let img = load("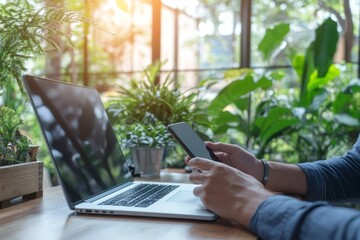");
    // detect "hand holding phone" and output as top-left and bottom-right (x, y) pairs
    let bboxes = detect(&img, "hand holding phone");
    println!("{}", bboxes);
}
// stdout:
(167, 122), (221, 162)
